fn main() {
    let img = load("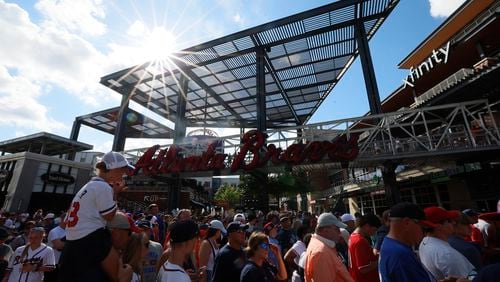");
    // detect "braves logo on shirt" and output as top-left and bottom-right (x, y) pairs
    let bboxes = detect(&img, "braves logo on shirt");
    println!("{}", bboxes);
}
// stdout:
(6, 244), (55, 282)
